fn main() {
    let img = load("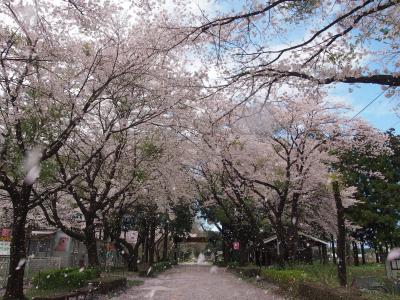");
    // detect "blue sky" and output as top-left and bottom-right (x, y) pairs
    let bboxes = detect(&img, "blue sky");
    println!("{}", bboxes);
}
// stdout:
(330, 83), (399, 132)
